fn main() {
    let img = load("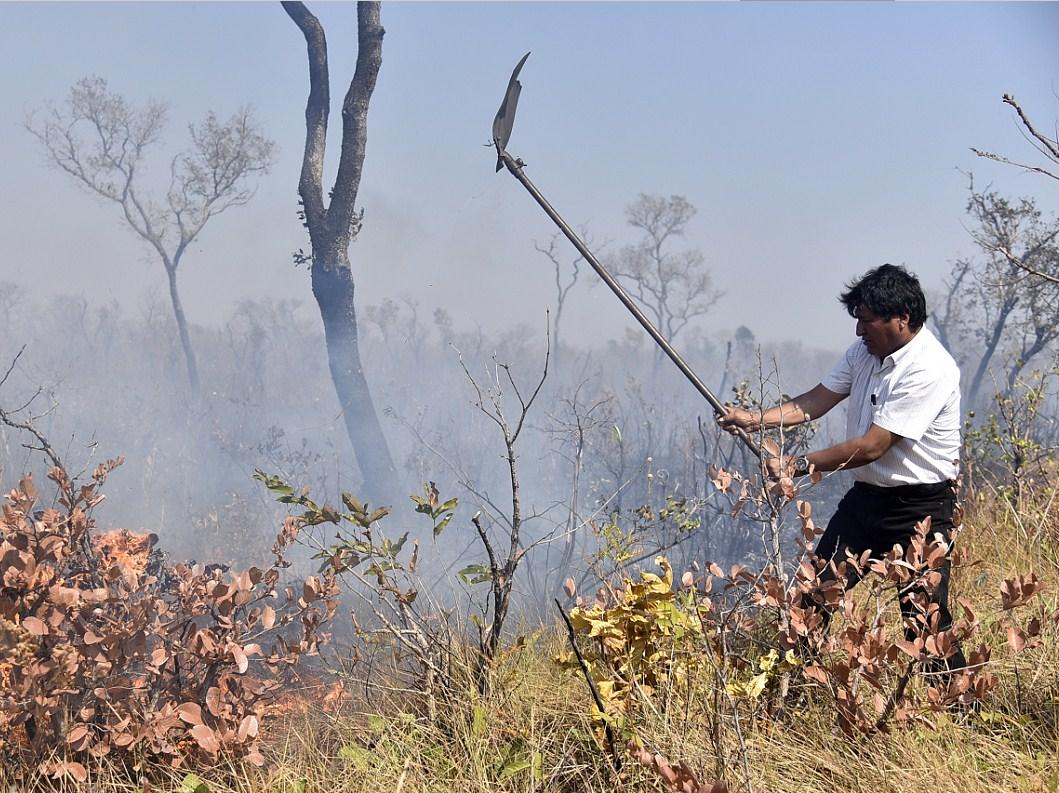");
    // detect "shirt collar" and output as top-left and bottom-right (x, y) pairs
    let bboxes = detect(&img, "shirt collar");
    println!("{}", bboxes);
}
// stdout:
(882, 326), (930, 369)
